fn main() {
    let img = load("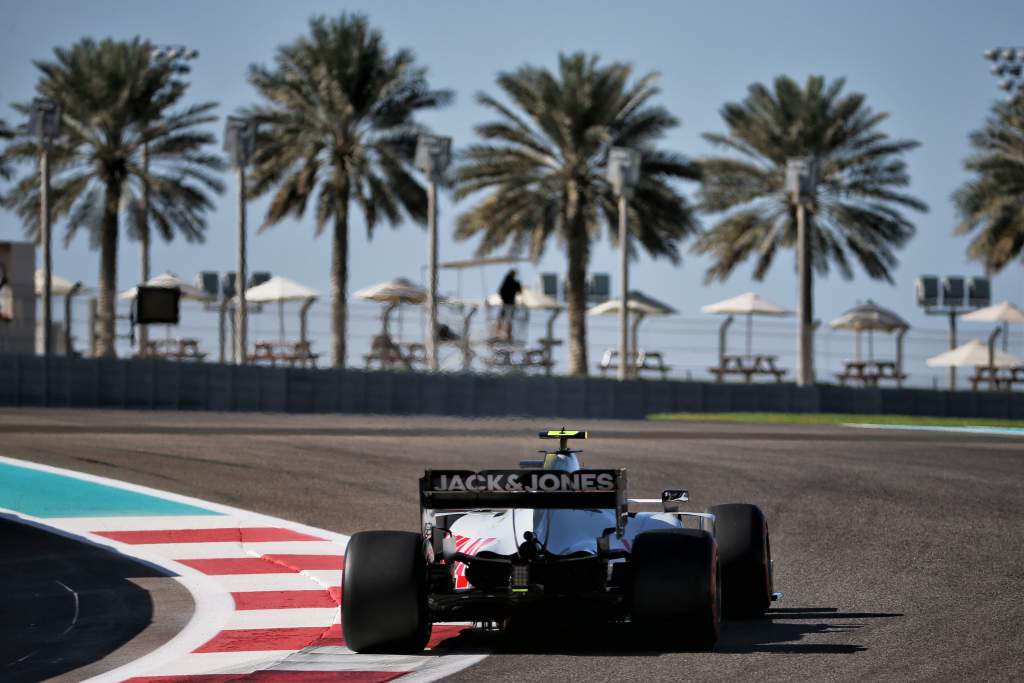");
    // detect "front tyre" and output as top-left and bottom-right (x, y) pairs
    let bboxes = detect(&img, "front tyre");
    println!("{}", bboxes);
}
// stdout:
(630, 528), (720, 650)
(707, 503), (772, 618)
(341, 531), (431, 653)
